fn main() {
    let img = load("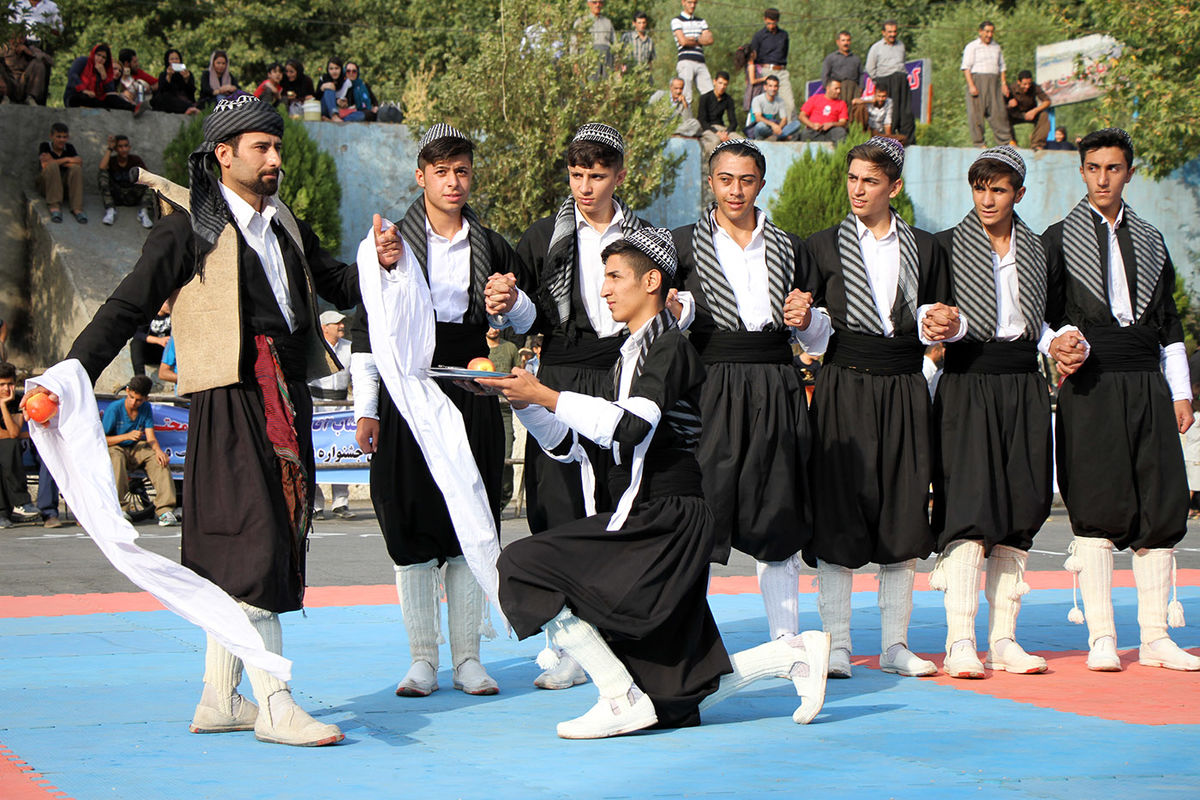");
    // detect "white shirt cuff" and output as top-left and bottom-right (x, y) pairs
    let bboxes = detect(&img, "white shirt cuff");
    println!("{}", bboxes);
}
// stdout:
(916, 303), (968, 345)
(554, 391), (624, 449)
(1162, 342), (1192, 402)
(1046, 324), (1090, 360)
(1036, 321), (1056, 356)
(350, 352), (380, 421)
(489, 288), (536, 334)
(791, 307), (832, 355)
(675, 290), (696, 331)
(514, 404), (570, 453)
